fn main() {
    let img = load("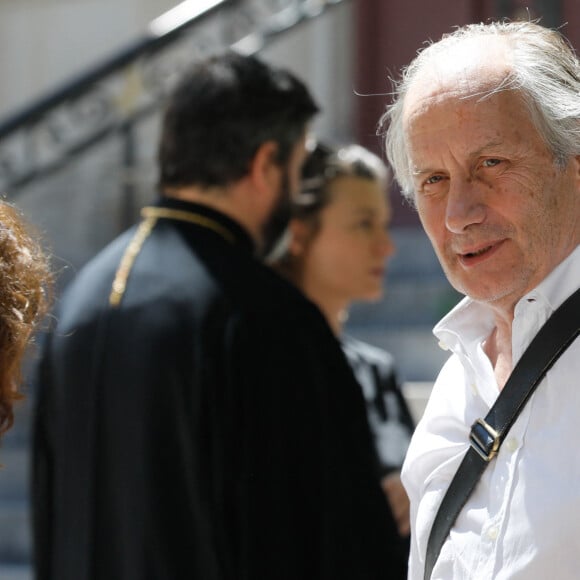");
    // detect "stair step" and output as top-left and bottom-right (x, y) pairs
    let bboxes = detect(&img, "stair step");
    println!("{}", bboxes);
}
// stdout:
(0, 448), (29, 501)
(0, 563), (31, 580)
(345, 326), (449, 383)
(0, 500), (31, 563)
